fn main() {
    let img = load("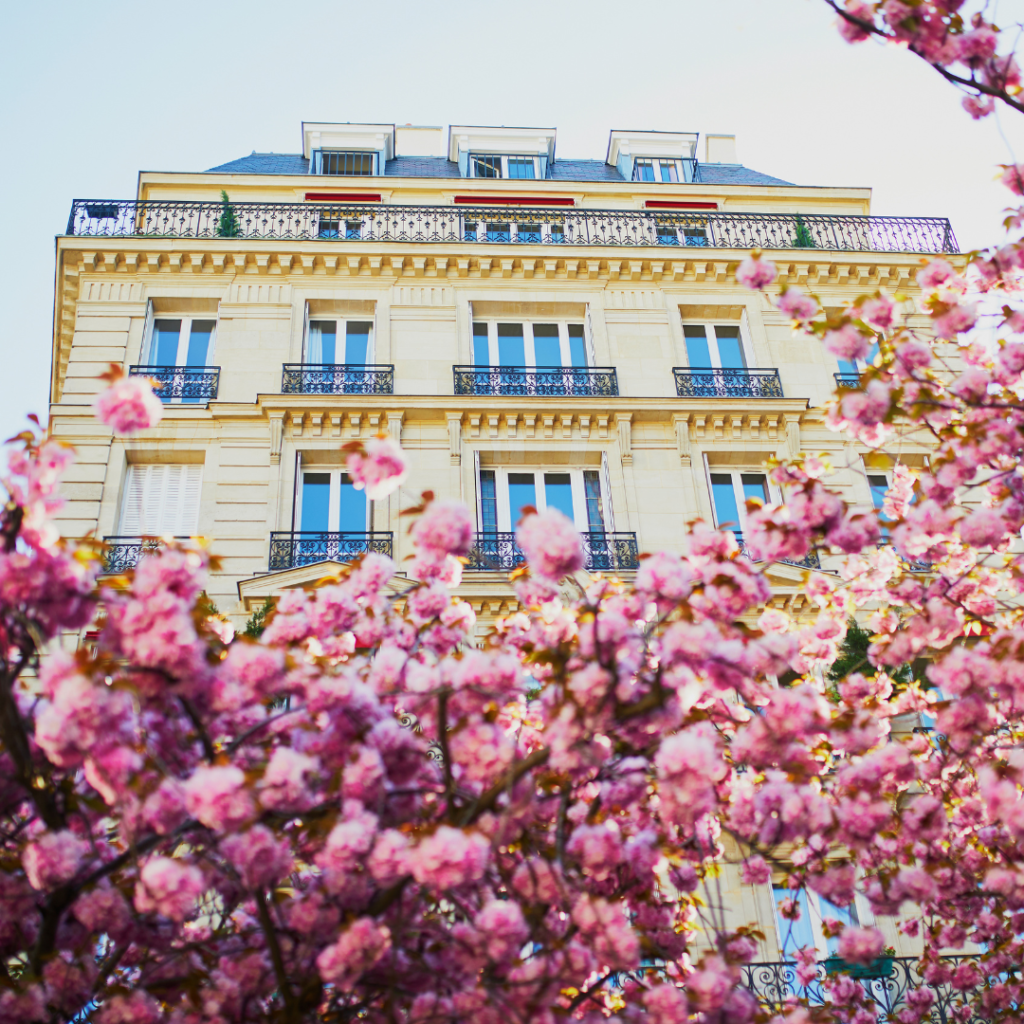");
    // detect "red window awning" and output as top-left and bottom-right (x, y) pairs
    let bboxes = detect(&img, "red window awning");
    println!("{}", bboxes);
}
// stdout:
(453, 195), (575, 206)
(644, 200), (718, 210)
(304, 192), (382, 202)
